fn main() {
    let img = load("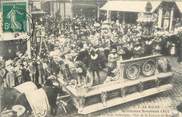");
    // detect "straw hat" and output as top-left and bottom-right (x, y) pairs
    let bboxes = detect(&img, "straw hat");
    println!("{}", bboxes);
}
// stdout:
(12, 105), (25, 117)
(94, 22), (100, 27)
(111, 48), (117, 53)
(134, 41), (140, 46)
(5, 60), (13, 67)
